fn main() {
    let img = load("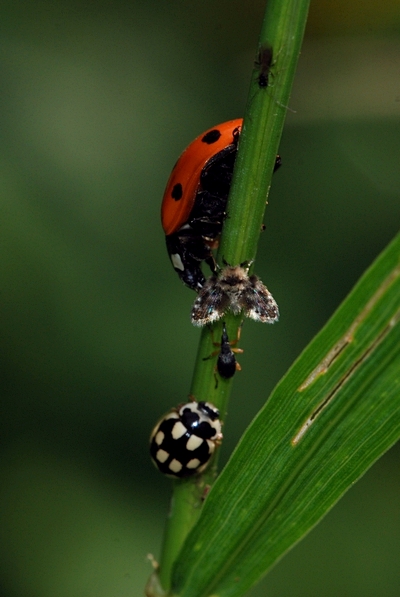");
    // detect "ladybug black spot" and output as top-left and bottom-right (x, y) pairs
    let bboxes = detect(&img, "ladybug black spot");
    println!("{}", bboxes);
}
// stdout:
(171, 183), (183, 201)
(202, 129), (222, 145)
